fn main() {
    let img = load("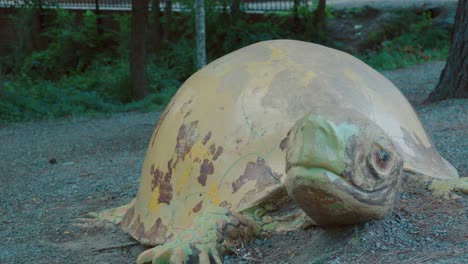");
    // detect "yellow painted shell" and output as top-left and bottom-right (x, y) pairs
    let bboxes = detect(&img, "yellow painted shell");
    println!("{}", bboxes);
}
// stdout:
(121, 40), (458, 245)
